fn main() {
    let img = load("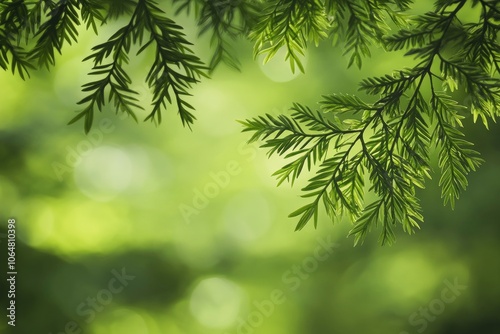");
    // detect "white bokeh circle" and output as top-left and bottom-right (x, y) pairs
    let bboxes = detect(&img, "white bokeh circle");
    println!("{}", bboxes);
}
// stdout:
(73, 146), (133, 201)
(258, 47), (308, 83)
(189, 277), (244, 329)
